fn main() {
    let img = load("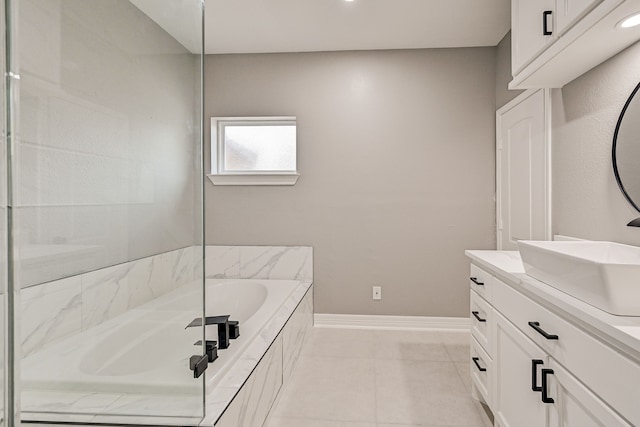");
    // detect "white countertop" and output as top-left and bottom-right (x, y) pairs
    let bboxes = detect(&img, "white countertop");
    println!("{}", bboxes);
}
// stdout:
(465, 250), (640, 360)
